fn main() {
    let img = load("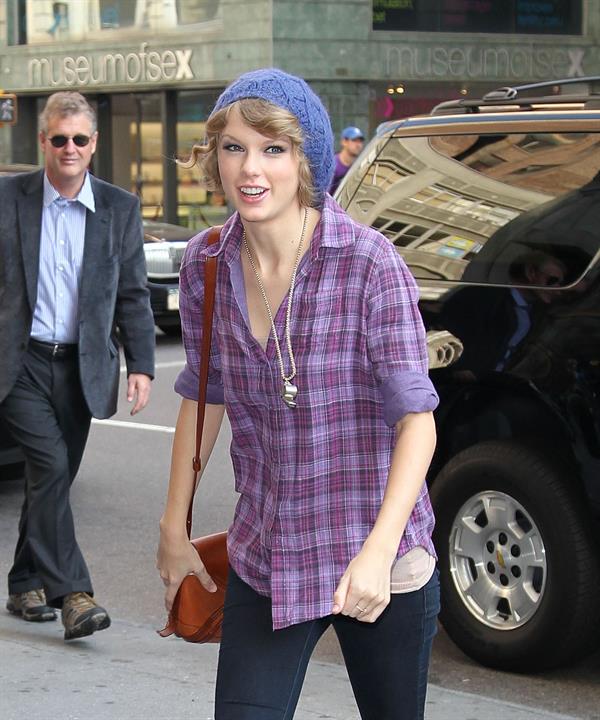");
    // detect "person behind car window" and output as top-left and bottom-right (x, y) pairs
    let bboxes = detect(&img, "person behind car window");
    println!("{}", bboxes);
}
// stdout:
(509, 250), (567, 305)
(509, 258), (600, 390)
(0, 91), (155, 641)
(156, 68), (440, 720)
(440, 250), (567, 376)
(329, 125), (365, 195)
(496, 251), (567, 370)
